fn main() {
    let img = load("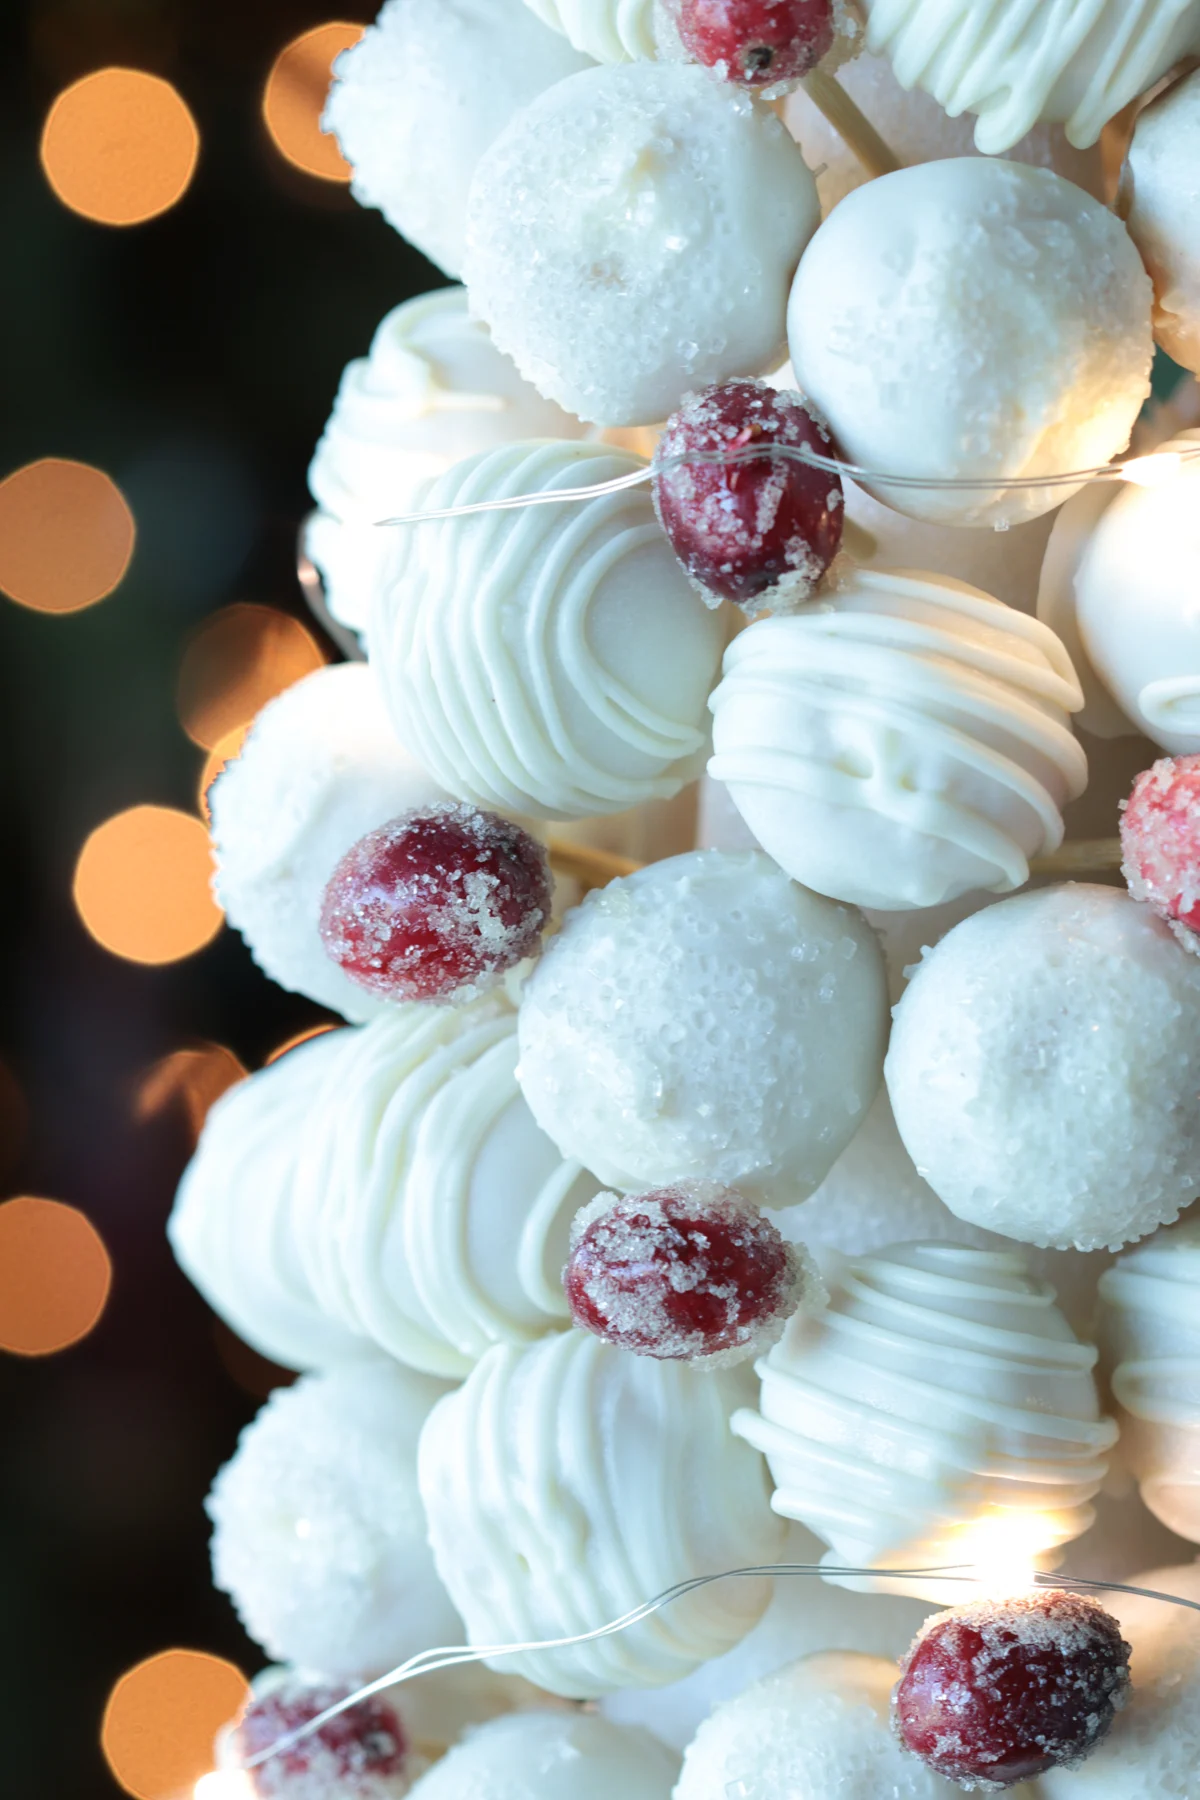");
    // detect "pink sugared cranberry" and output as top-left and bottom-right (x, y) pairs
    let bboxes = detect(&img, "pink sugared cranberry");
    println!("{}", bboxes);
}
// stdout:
(231, 1681), (412, 1798)
(1121, 754), (1200, 953)
(319, 804), (552, 1004)
(893, 1591), (1131, 1790)
(652, 380), (844, 615)
(564, 1181), (809, 1367)
(670, 0), (836, 86)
